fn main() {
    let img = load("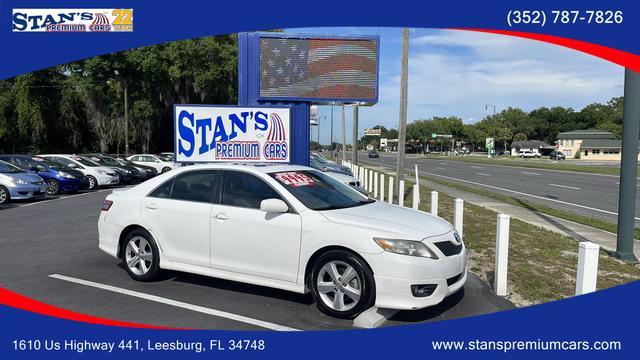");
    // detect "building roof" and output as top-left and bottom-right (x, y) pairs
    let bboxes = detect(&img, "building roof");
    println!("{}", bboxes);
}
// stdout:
(580, 139), (622, 149)
(557, 129), (616, 140)
(510, 140), (549, 149)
